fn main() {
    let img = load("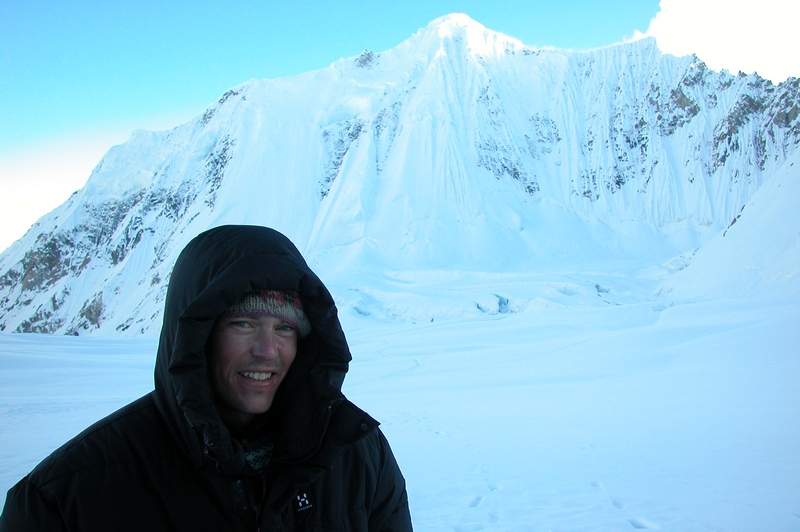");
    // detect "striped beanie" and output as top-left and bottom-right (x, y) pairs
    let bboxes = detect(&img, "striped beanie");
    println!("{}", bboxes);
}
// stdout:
(222, 290), (311, 338)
